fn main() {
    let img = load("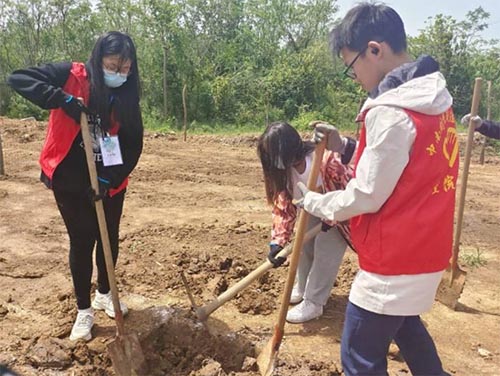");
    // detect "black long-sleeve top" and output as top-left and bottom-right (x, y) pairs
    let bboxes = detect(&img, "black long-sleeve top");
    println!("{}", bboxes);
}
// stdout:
(7, 62), (143, 193)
